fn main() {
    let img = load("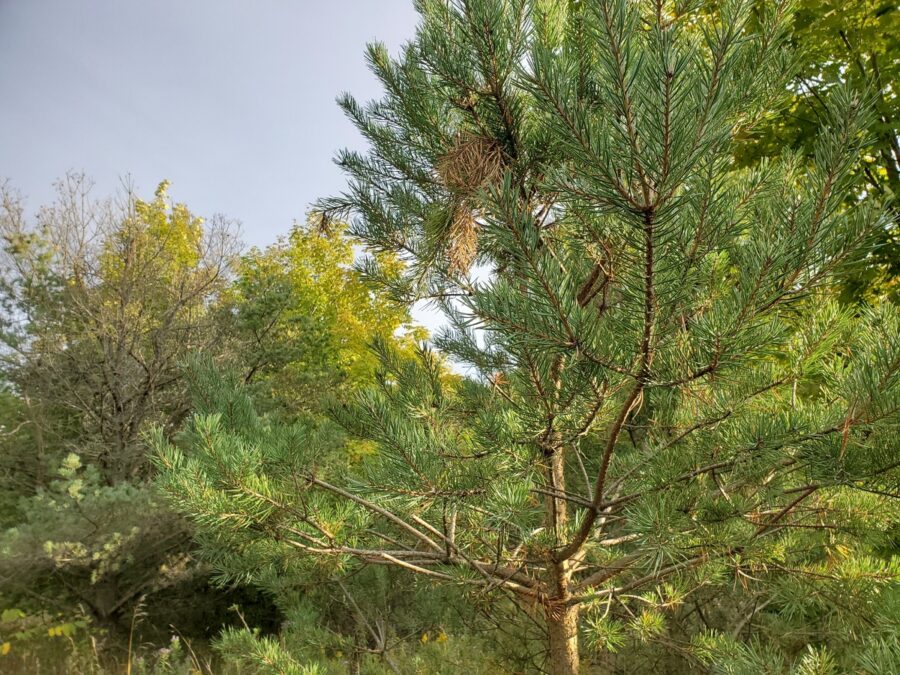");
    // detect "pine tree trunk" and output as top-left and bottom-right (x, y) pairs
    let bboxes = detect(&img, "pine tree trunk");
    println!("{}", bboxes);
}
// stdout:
(542, 416), (580, 674)
(547, 601), (580, 675)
